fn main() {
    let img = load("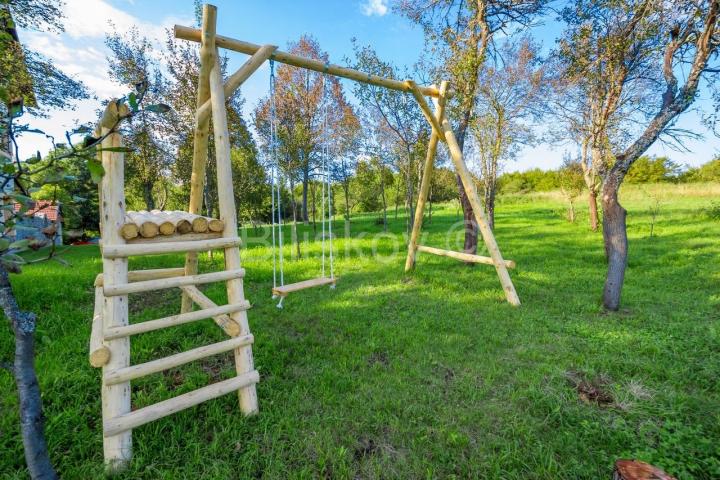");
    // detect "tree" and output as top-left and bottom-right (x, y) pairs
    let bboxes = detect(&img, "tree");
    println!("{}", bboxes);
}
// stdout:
(105, 27), (170, 211)
(255, 36), (358, 225)
(231, 147), (269, 227)
(351, 42), (427, 233)
(163, 30), (255, 217)
(558, 0), (720, 310)
(470, 37), (547, 229)
(0, 0), (88, 122)
(395, 0), (547, 253)
(558, 157), (585, 223)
